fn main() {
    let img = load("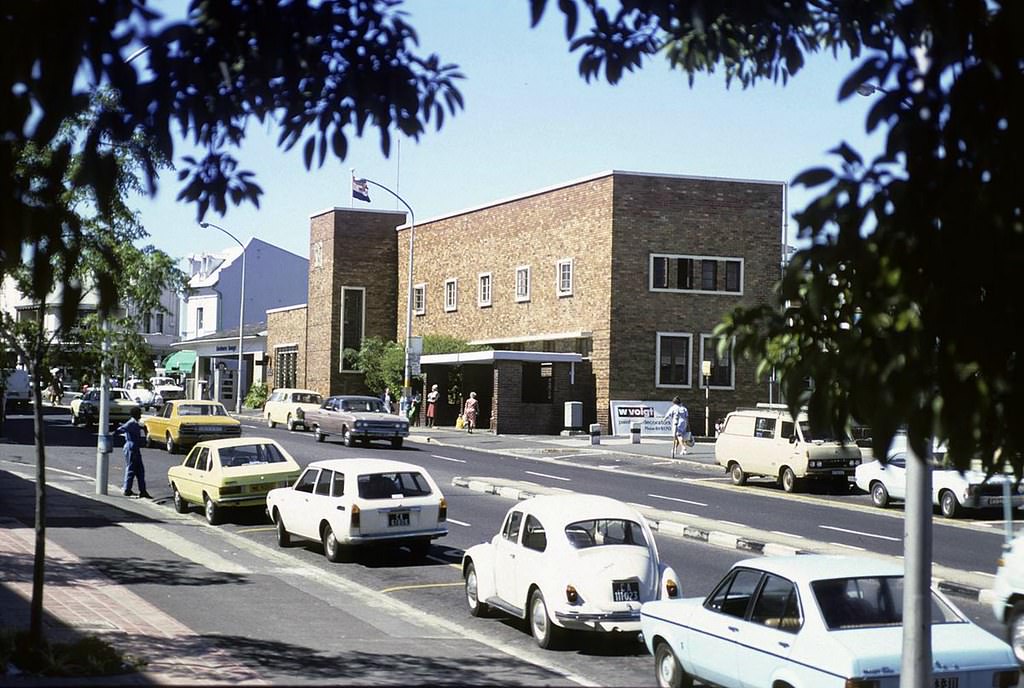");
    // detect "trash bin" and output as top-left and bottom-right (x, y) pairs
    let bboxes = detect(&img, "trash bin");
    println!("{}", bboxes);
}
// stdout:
(564, 401), (583, 430)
